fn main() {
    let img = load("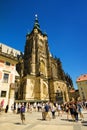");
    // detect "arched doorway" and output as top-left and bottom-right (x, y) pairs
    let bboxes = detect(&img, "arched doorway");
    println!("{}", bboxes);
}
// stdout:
(55, 90), (63, 104)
